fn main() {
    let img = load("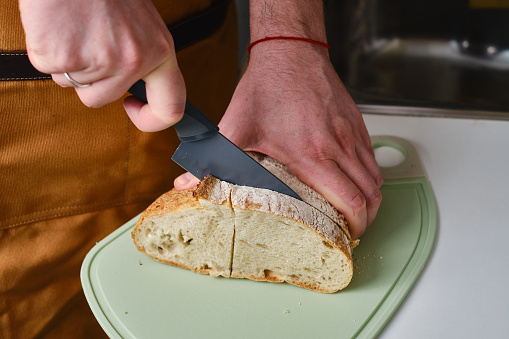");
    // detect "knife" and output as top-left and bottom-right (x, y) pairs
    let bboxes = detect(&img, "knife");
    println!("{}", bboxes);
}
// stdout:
(128, 80), (301, 200)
